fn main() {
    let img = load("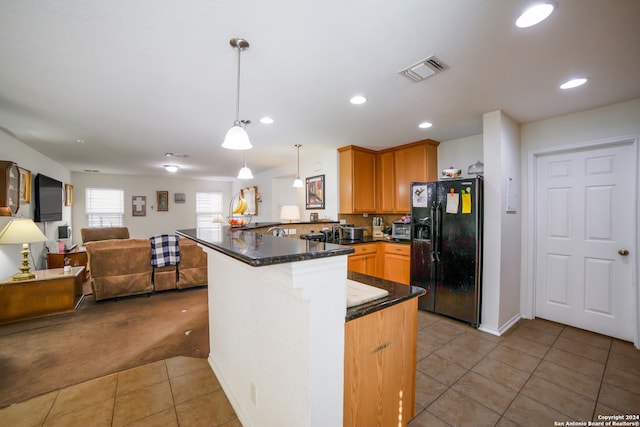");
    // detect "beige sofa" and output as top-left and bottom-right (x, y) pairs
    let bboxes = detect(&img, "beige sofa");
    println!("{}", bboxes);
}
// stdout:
(82, 227), (207, 301)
